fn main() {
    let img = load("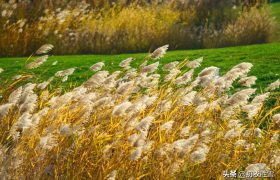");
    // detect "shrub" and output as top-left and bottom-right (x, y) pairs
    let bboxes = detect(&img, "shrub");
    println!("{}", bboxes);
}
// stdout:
(0, 1), (276, 56)
(222, 7), (276, 47)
